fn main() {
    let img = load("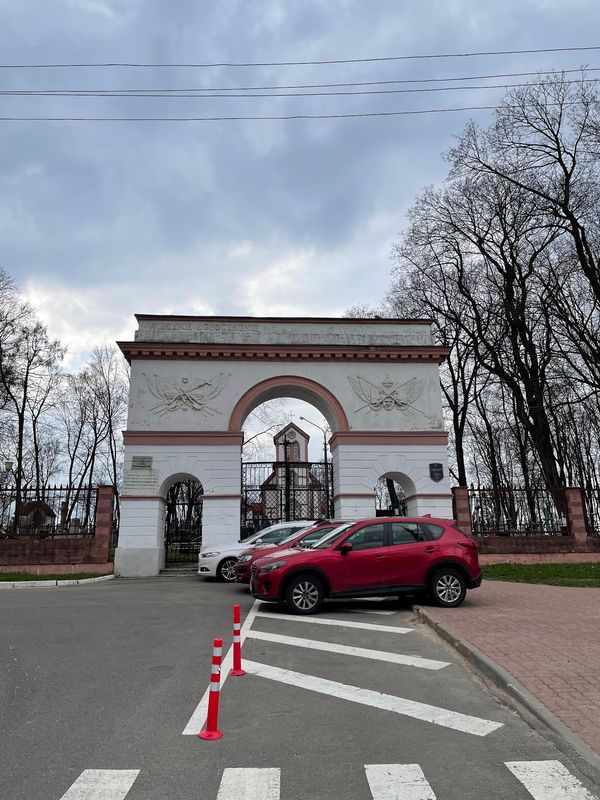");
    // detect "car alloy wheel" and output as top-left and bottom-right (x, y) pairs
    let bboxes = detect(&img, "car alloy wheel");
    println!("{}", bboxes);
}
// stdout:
(285, 574), (324, 615)
(218, 558), (237, 582)
(430, 568), (467, 607)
